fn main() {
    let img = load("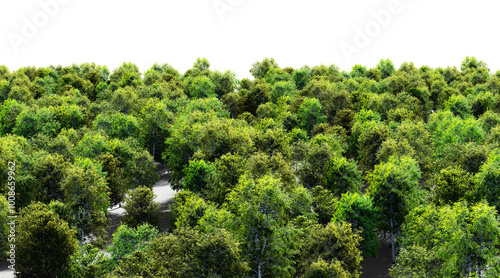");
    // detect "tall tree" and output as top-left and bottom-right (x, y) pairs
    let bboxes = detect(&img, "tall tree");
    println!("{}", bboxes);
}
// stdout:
(367, 155), (422, 264)
(96, 153), (127, 207)
(226, 175), (297, 278)
(138, 98), (172, 161)
(61, 158), (110, 246)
